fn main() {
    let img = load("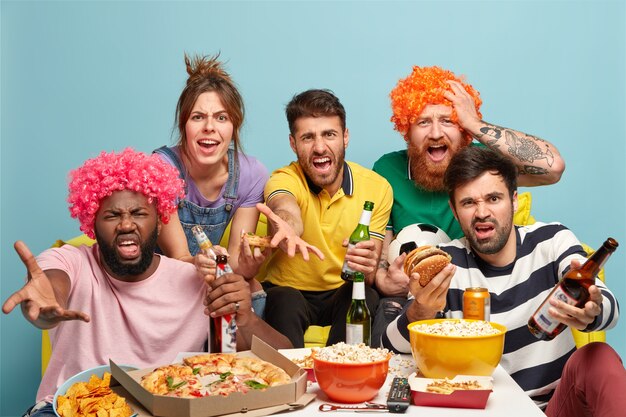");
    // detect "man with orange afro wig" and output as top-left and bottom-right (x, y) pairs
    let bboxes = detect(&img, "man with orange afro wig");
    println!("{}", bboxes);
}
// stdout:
(370, 66), (565, 345)
(3, 149), (291, 417)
